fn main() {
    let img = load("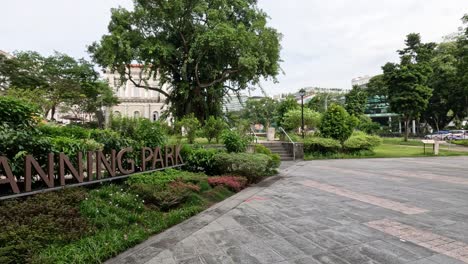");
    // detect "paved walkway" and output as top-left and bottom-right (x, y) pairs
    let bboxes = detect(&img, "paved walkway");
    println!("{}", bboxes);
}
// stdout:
(107, 157), (468, 264)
